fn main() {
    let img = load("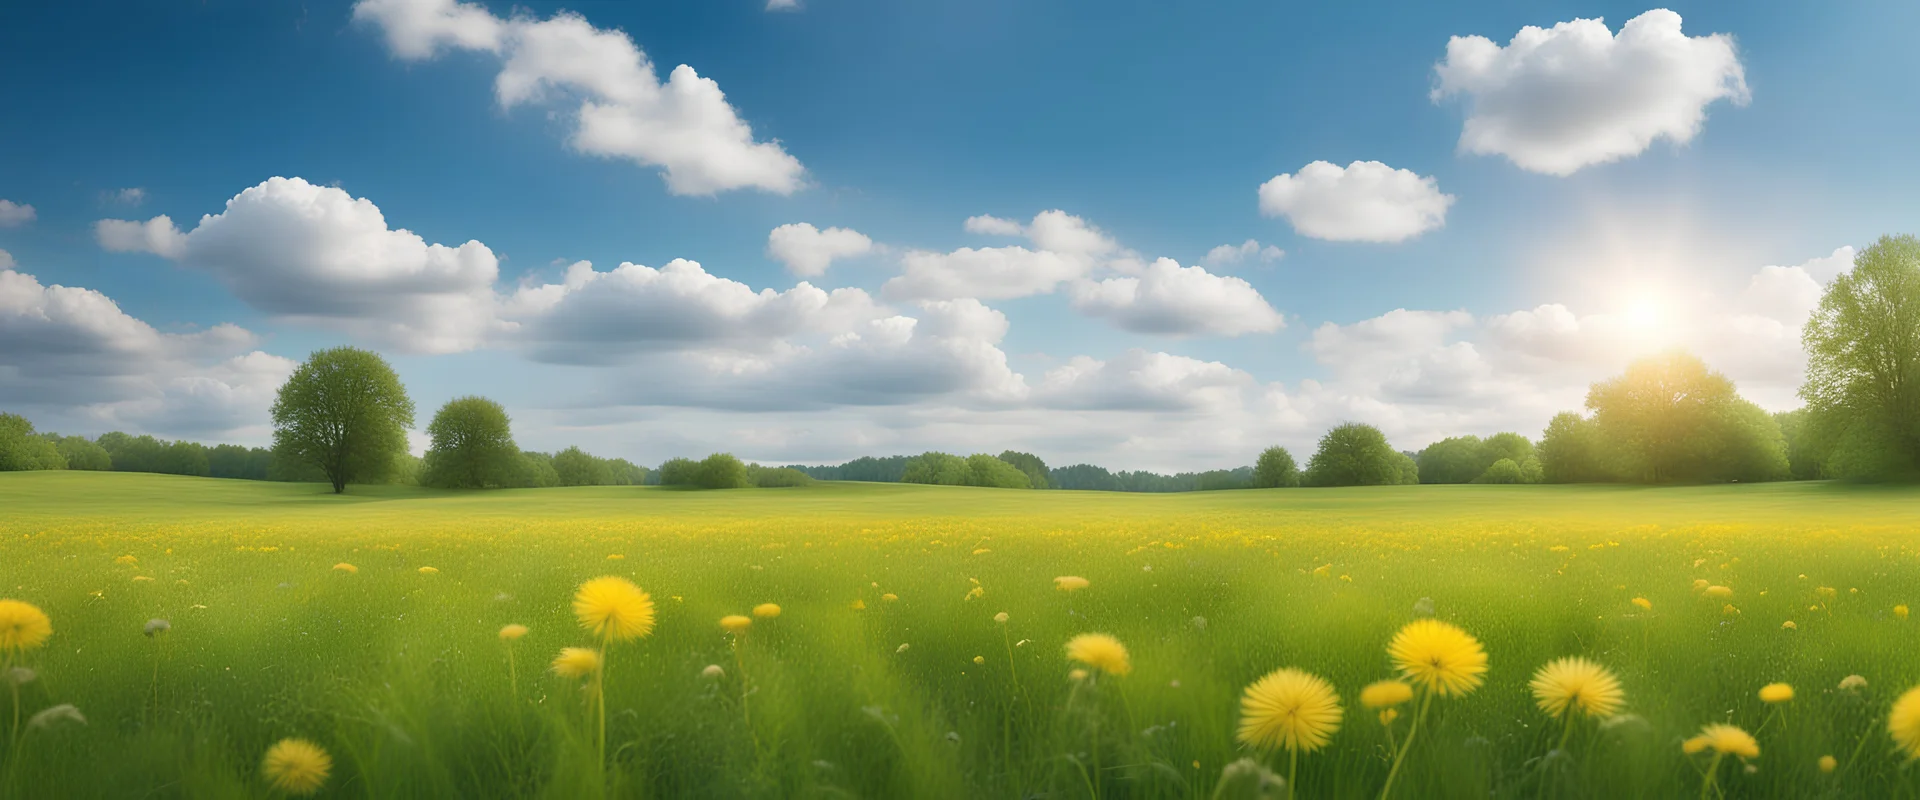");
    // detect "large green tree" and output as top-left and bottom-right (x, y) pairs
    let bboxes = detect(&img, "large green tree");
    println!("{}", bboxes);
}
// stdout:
(1586, 351), (1787, 483)
(553, 446), (614, 486)
(1801, 235), (1920, 479)
(270, 347), (415, 494)
(420, 397), (522, 489)
(996, 450), (1052, 489)
(1304, 423), (1407, 487)
(1252, 445), (1300, 488)
(0, 413), (64, 471)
